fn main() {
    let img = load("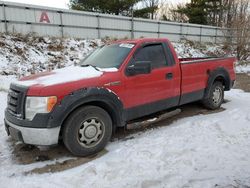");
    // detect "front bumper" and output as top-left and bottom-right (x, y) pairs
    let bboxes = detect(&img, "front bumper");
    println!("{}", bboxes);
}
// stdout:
(5, 119), (60, 146)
